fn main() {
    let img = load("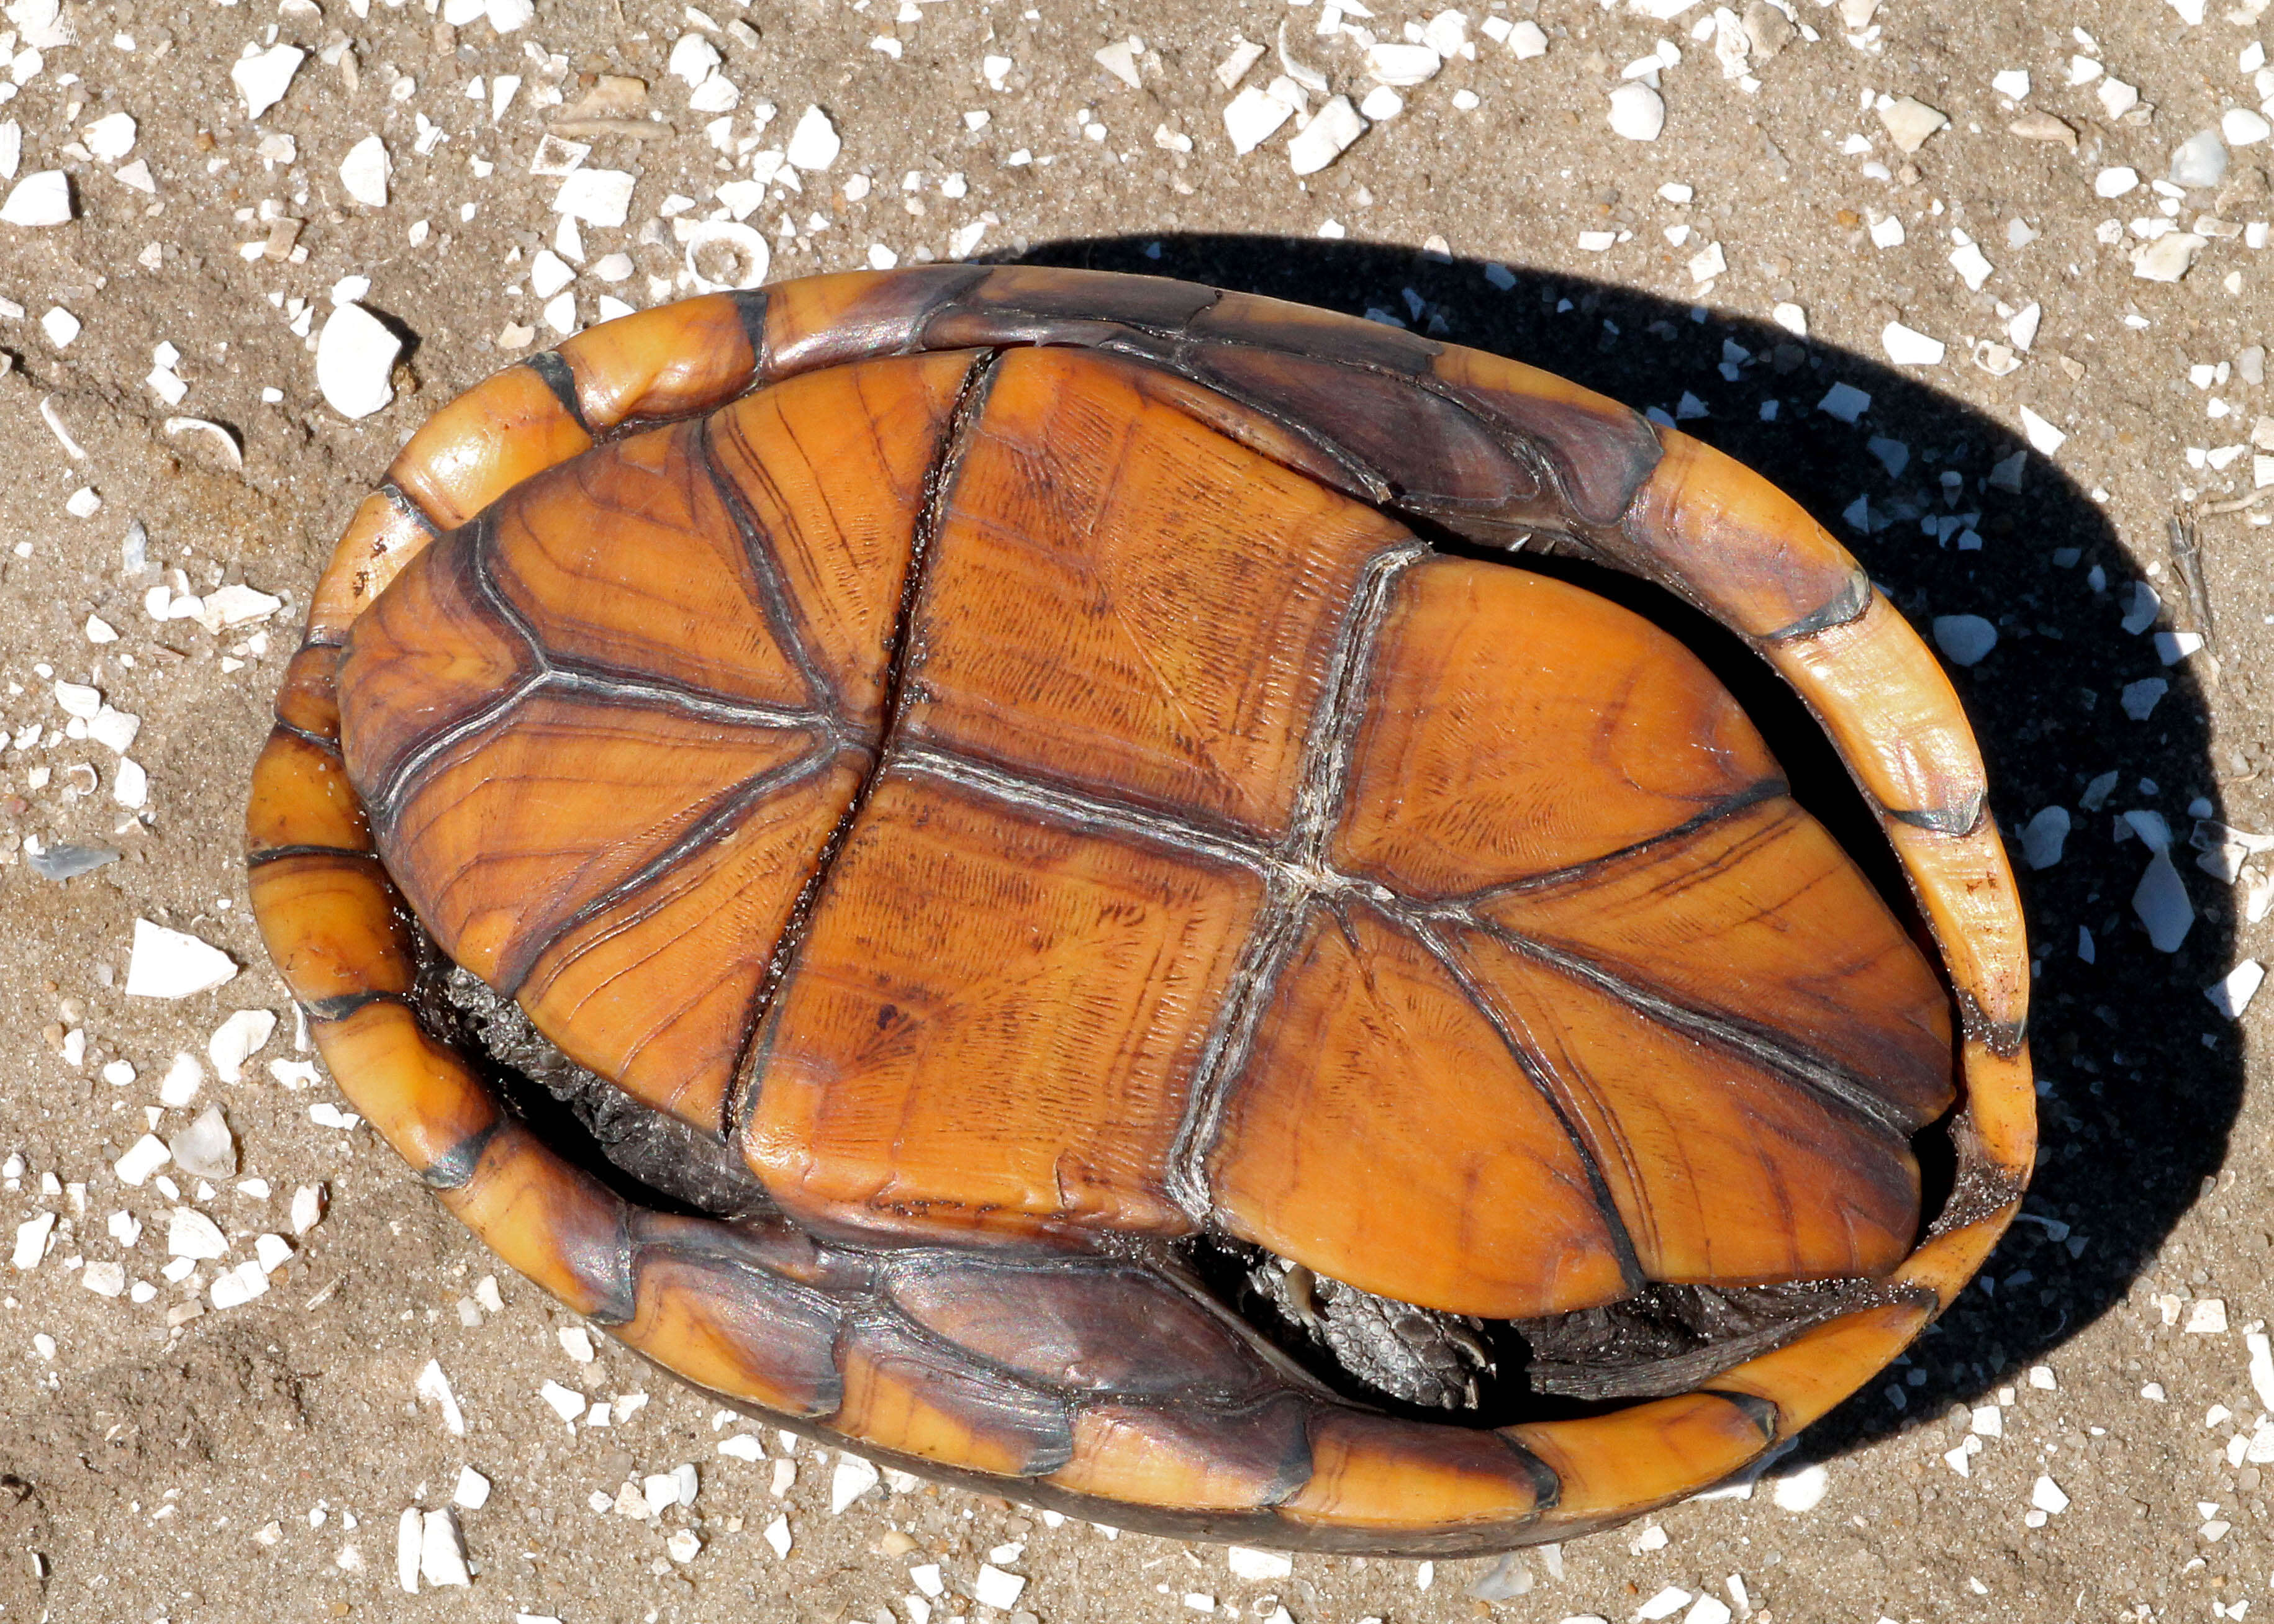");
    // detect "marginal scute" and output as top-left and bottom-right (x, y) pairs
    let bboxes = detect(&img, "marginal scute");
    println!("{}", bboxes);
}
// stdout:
(436, 1122), (635, 1320)
(1184, 344), (1546, 531)
(555, 292), (761, 430)
(1618, 429), (1870, 639)
(246, 728), (372, 857)
(1703, 1297), (1935, 1437)
(309, 998), (504, 1179)
(1501, 1392), (1773, 1522)
(883, 1254), (1275, 1398)
(306, 489), (435, 645)
(1048, 1394), (1312, 1511)
(614, 1243), (845, 1418)
(386, 362), (596, 531)
(1767, 590), (1990, 826)
(1884, 819), (2030, 1035)
(1894, 1200), (2024, 1309)
(1953, 1037), (2037, 1181)
(1277, 1412), (1549, 1532)
(1426, 344), (1664, 529)
(247, 852), (417, 1008)
(760, 266), (986, 379)
(831, 1317), (1076, 1477)
(273, 643), (345, 742)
